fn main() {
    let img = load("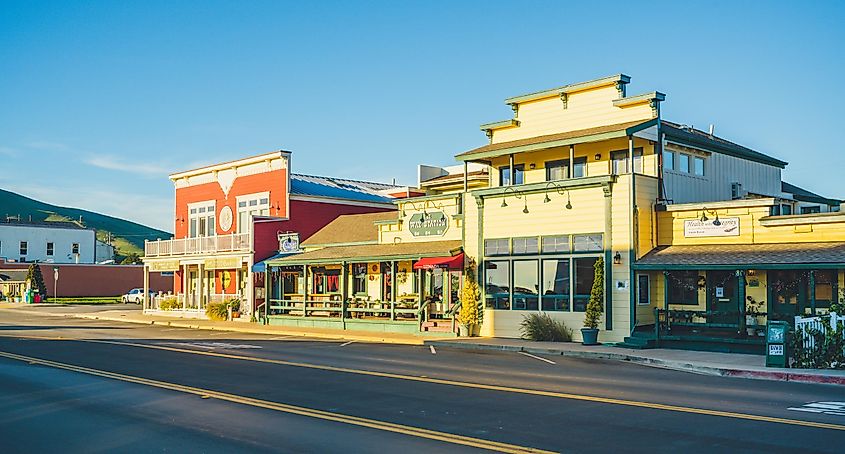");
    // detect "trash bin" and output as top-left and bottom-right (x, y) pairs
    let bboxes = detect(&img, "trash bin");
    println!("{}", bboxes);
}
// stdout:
(765, 320), (790, 368)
